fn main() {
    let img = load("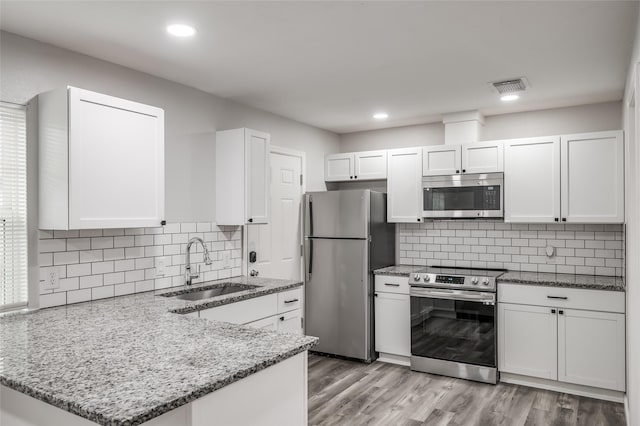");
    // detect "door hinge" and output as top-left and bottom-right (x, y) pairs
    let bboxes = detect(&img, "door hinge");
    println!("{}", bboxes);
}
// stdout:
(301, 317), (304, 329)
(300, 174), (303, 185)
(300, 244), (303, 257)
